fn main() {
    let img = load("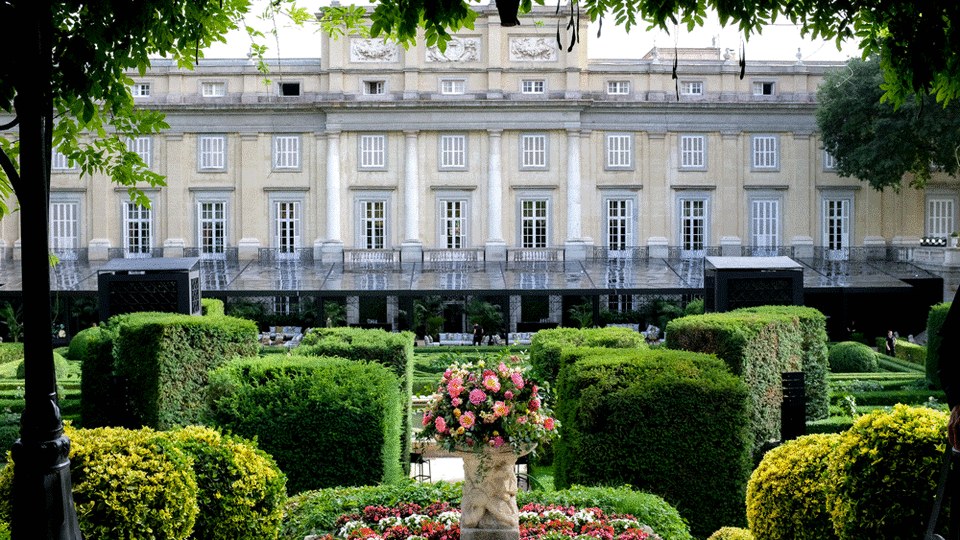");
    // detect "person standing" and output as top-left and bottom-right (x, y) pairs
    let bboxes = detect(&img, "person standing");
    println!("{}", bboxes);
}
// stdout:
(472, 323), (484, 346)
(886, 330), (897, 357)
